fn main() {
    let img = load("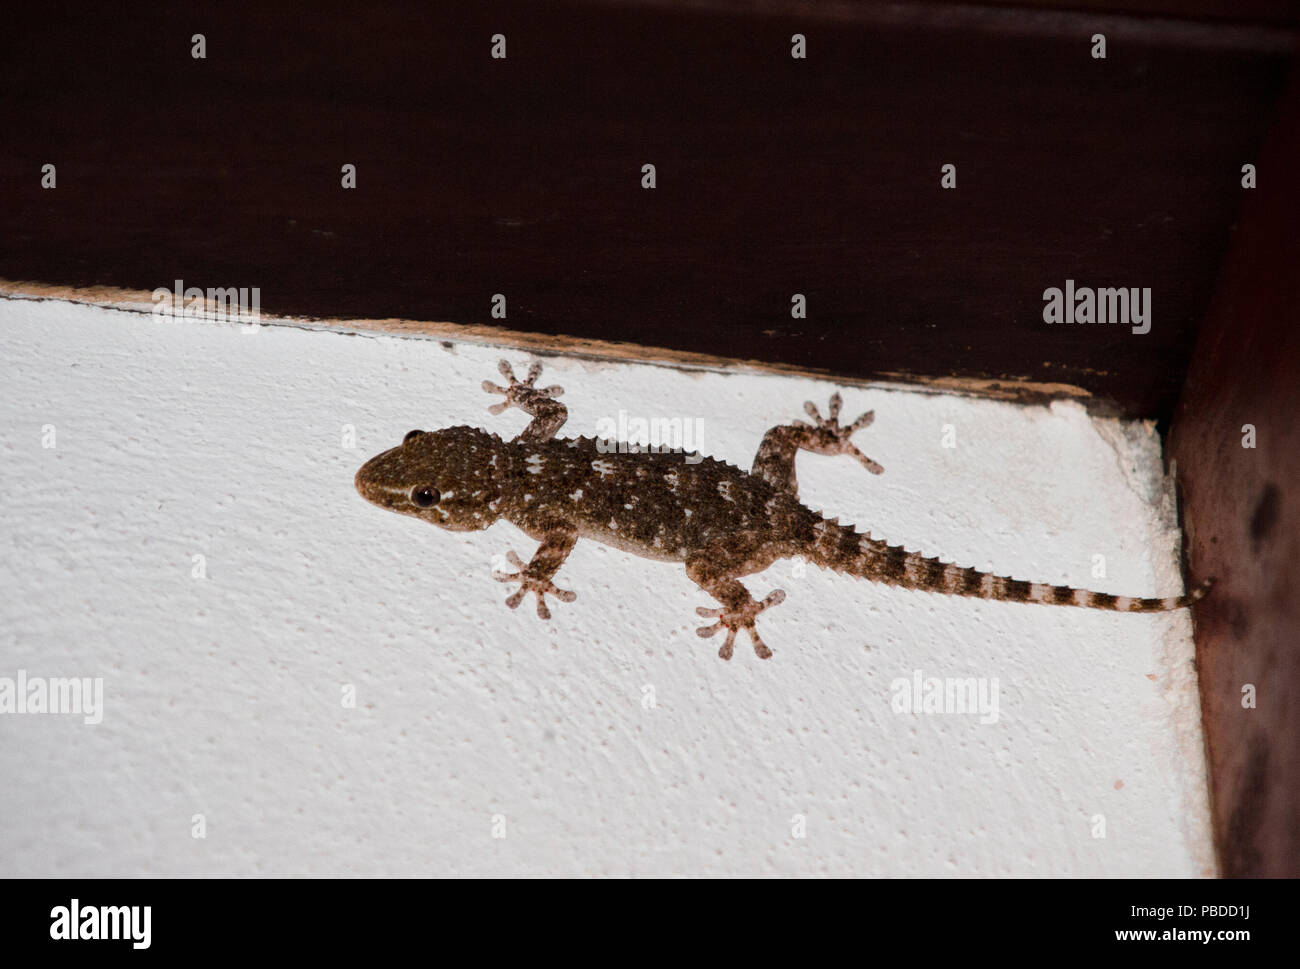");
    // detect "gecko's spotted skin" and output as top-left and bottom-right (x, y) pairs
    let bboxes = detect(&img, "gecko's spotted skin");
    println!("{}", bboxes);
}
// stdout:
(355, 359), (1211, 660)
